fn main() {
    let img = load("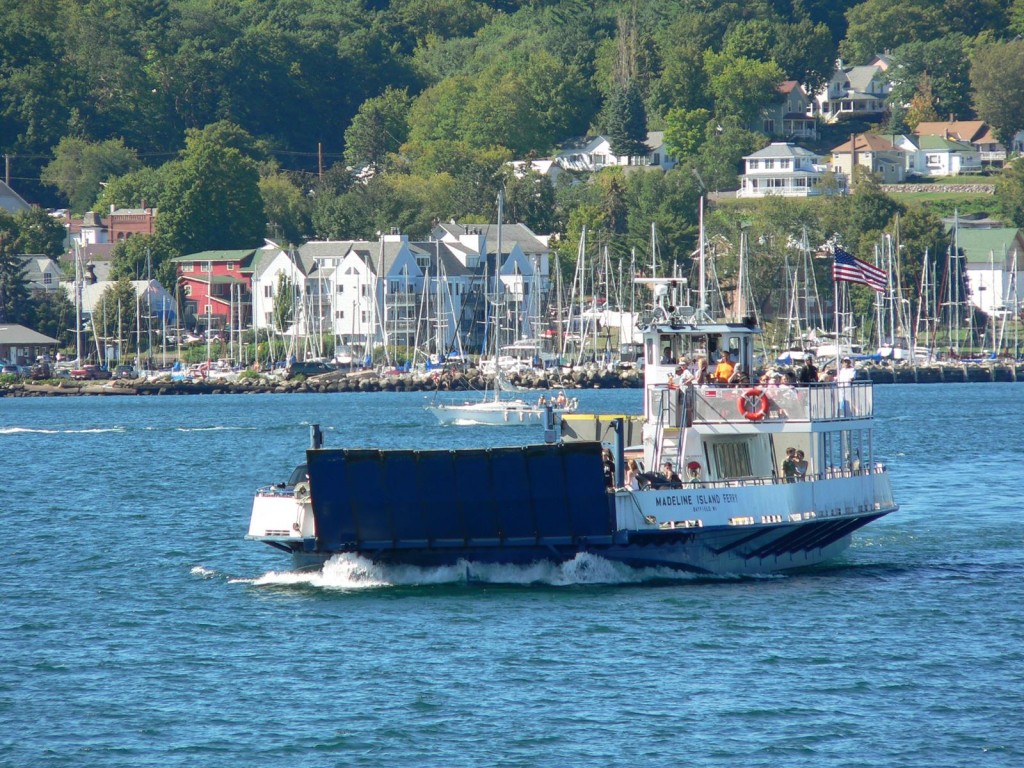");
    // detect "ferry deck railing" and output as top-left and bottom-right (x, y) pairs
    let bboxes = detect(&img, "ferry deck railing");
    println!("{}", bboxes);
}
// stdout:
(653, 381), (874, 424)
